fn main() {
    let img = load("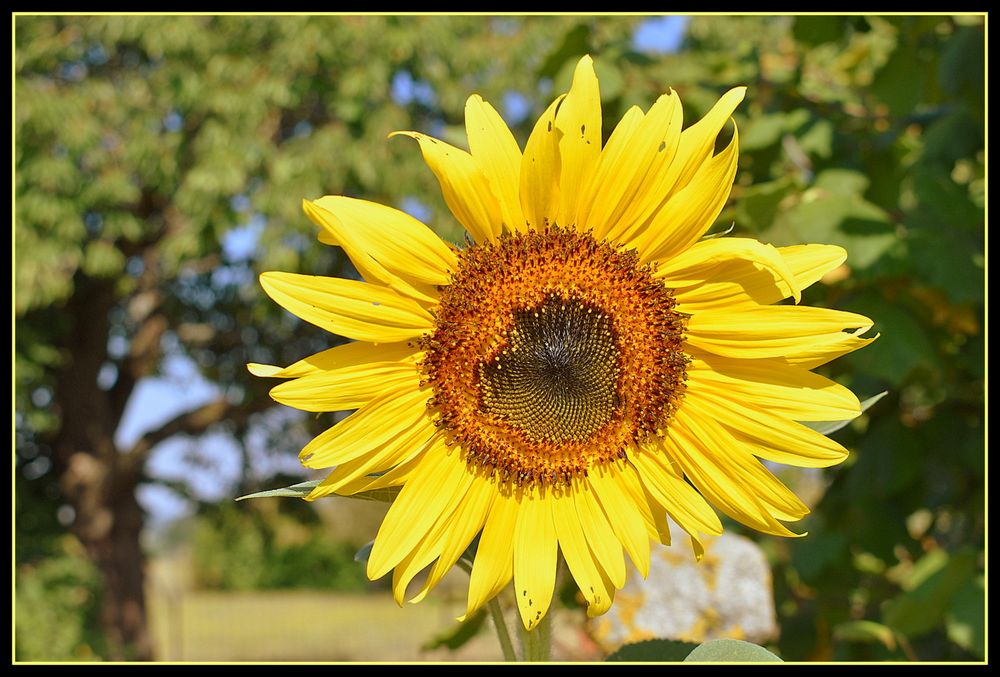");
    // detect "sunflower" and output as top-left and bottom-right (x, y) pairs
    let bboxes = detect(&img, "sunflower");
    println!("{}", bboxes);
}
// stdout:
(250, 55), (875, 632)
